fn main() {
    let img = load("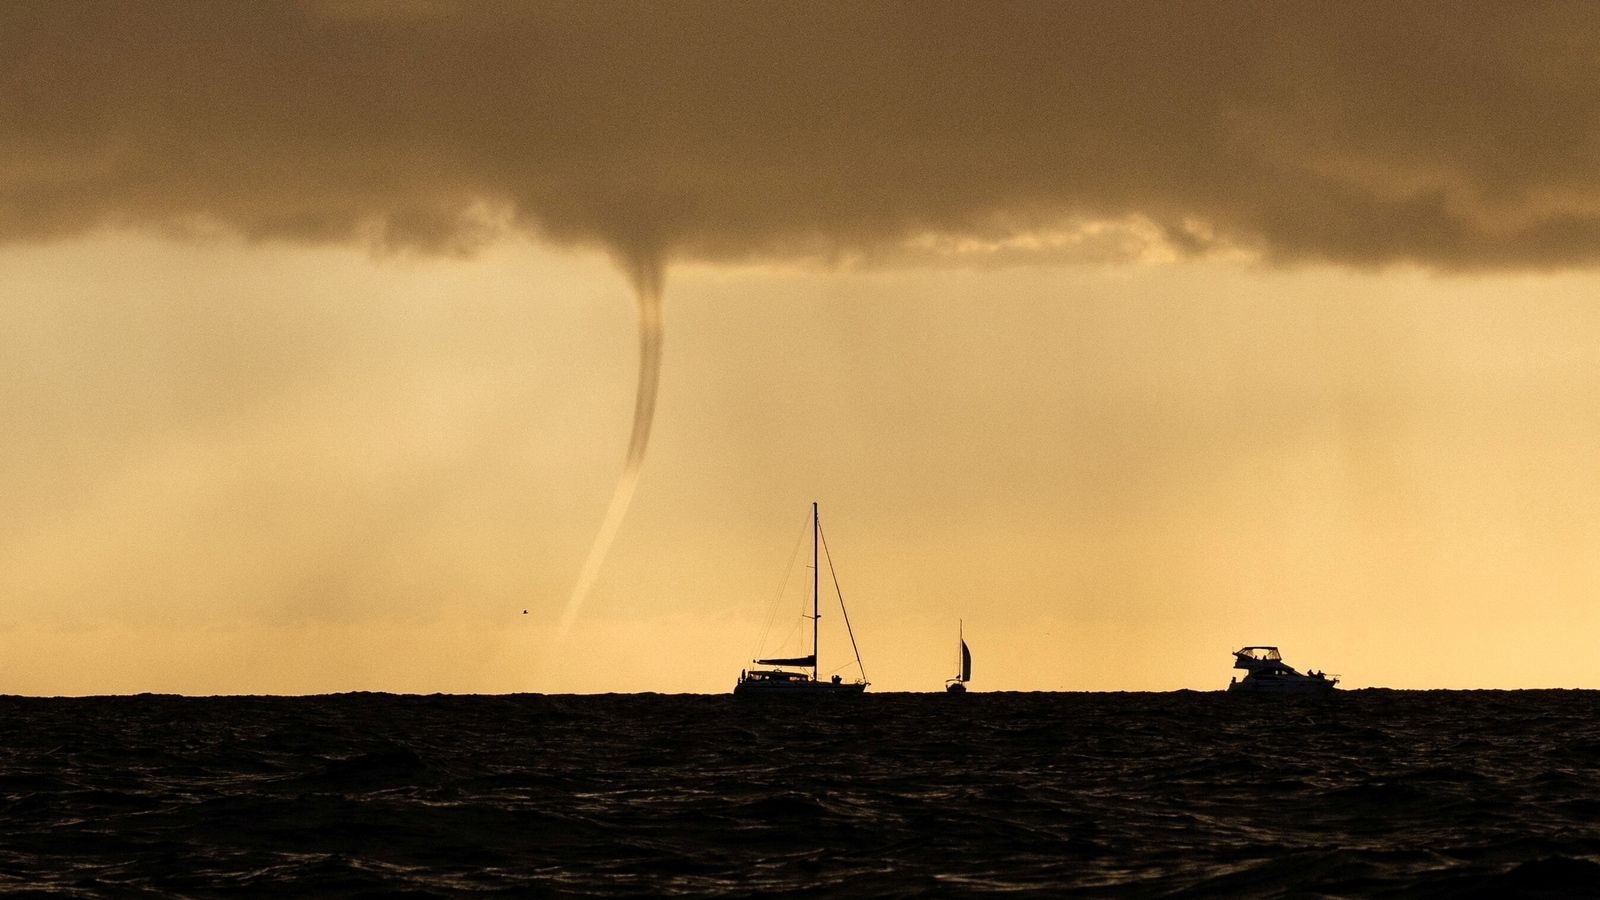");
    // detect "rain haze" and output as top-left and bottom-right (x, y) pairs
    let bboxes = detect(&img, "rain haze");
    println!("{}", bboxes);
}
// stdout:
(5, 1), (1600, 692)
